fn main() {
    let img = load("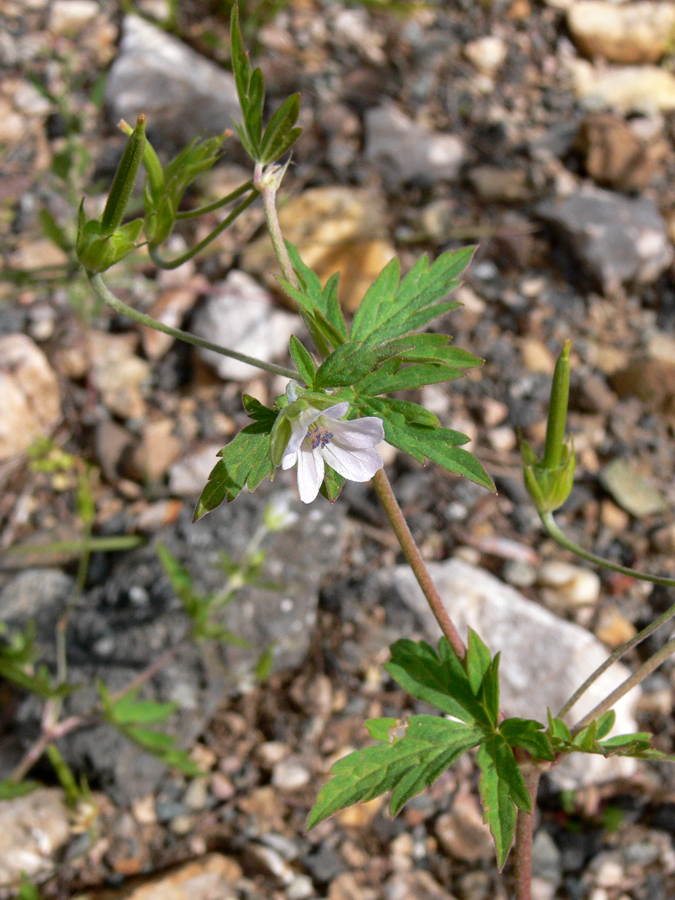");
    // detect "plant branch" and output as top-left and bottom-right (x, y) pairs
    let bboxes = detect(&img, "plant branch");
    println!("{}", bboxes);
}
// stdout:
(88, 272), (299, 380)
(254, 162), (298, 288)
(513, 765), (542, 900)
(371, 468), (465, 658)
(541, 511), (675, 589)
(557, 596), (675, 719)
(148, 189), (259, 269)
(572, 635), (675, 734)
(175, 179), (254, 220)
